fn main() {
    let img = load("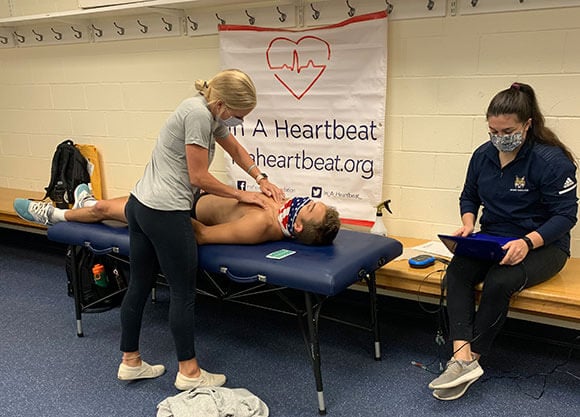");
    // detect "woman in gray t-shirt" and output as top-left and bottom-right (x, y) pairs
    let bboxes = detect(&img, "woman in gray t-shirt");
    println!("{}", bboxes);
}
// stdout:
(117, 69), (285, 390)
